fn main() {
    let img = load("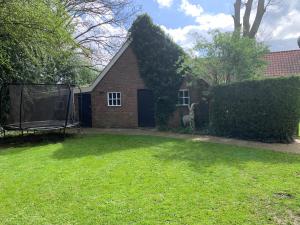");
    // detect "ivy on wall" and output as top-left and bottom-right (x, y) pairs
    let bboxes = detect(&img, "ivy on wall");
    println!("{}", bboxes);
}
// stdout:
(130, 14), (187, 128)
